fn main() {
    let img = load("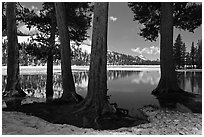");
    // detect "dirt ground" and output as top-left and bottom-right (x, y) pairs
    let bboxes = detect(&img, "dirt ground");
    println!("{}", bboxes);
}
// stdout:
(2, 97), (202, 135)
